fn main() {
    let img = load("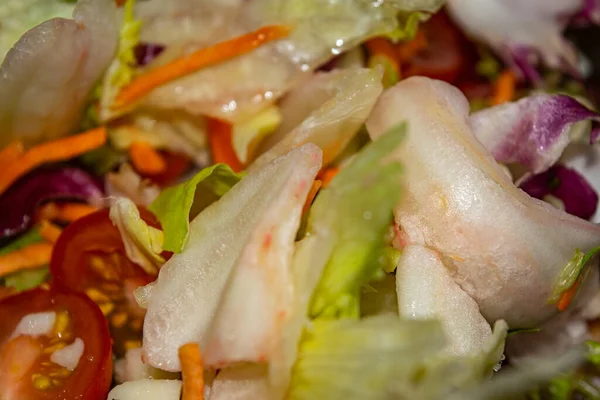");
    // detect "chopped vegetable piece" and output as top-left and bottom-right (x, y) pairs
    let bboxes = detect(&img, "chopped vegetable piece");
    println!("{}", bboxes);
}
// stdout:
(179, 343), (205, 400)
(303, 180), (322, 214)
(113, 25), (291, 108)
(149, 163), (243, 253)
(557, 276), (582, 312)
(37, 202), (99, 223)
(396, 30), (428, 61)
(3, 267), (49, 292)
(0, 229), (43, 256)
(0, 141), (24, 165)
(317, 167), (340, 189)
(207, 118), (244, 172)
(0, 242), (52, 278)
(39, 220), (62, 244)
(490, 69), (516, 105)
(366, 38), (400, 88)
(129, 141), (167, 175)
(0, 127), (107, 197)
